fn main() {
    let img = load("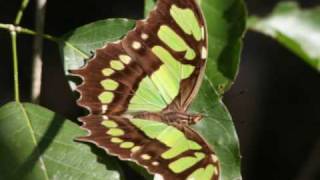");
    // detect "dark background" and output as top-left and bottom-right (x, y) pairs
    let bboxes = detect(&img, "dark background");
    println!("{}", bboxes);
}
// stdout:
(0, 0), (319, 180)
